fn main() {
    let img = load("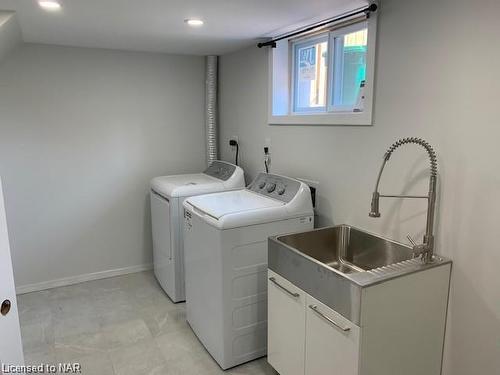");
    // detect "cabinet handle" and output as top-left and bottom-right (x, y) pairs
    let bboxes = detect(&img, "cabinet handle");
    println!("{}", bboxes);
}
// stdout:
(269, 277), (300, 298)
(309, 305), (351, 332)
